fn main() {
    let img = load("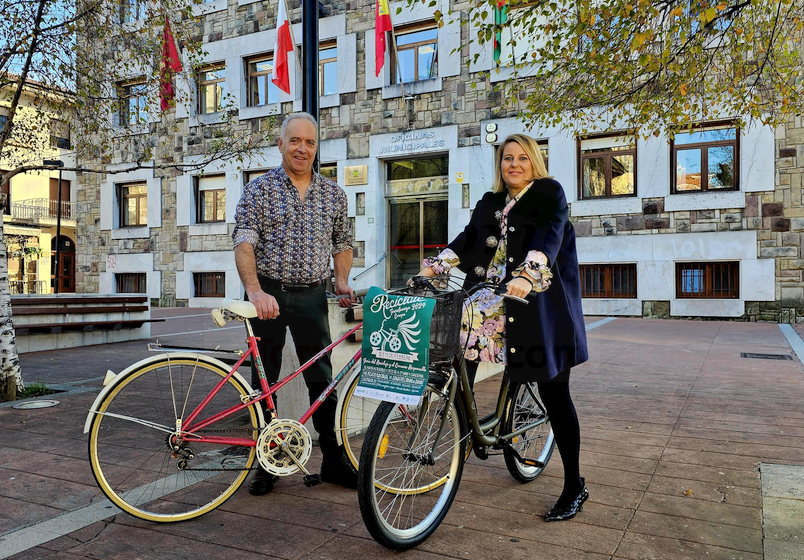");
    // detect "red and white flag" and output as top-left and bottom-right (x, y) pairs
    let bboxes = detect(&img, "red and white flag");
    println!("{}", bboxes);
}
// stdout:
(160, 18), (183, 111)
(272, 0), (293, 94)
(375, 0), (392, 76)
